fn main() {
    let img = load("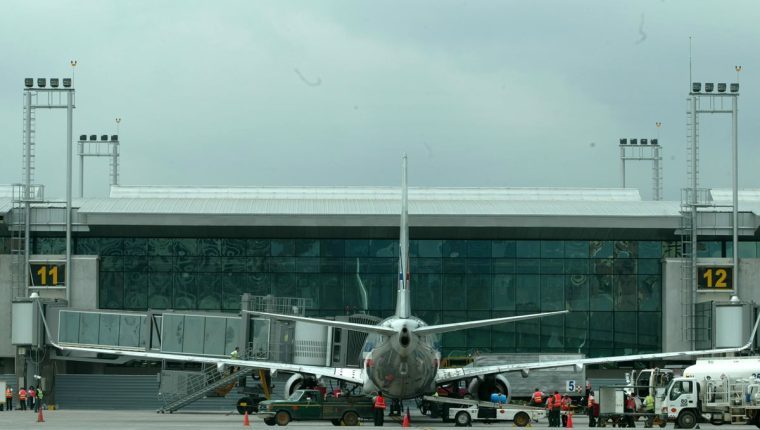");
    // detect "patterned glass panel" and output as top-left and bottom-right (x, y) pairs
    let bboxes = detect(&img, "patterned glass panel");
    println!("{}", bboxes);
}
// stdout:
(222, 239), (247, 257)
(148, 239), (173, 256)
(124, 272), (148, 309)
(99, 272), (124, 309)
(173, 272), (197, 310)
(124, 238), (148, 256)
(196, 273), (222, 310)
(148, 273), (173, 309)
